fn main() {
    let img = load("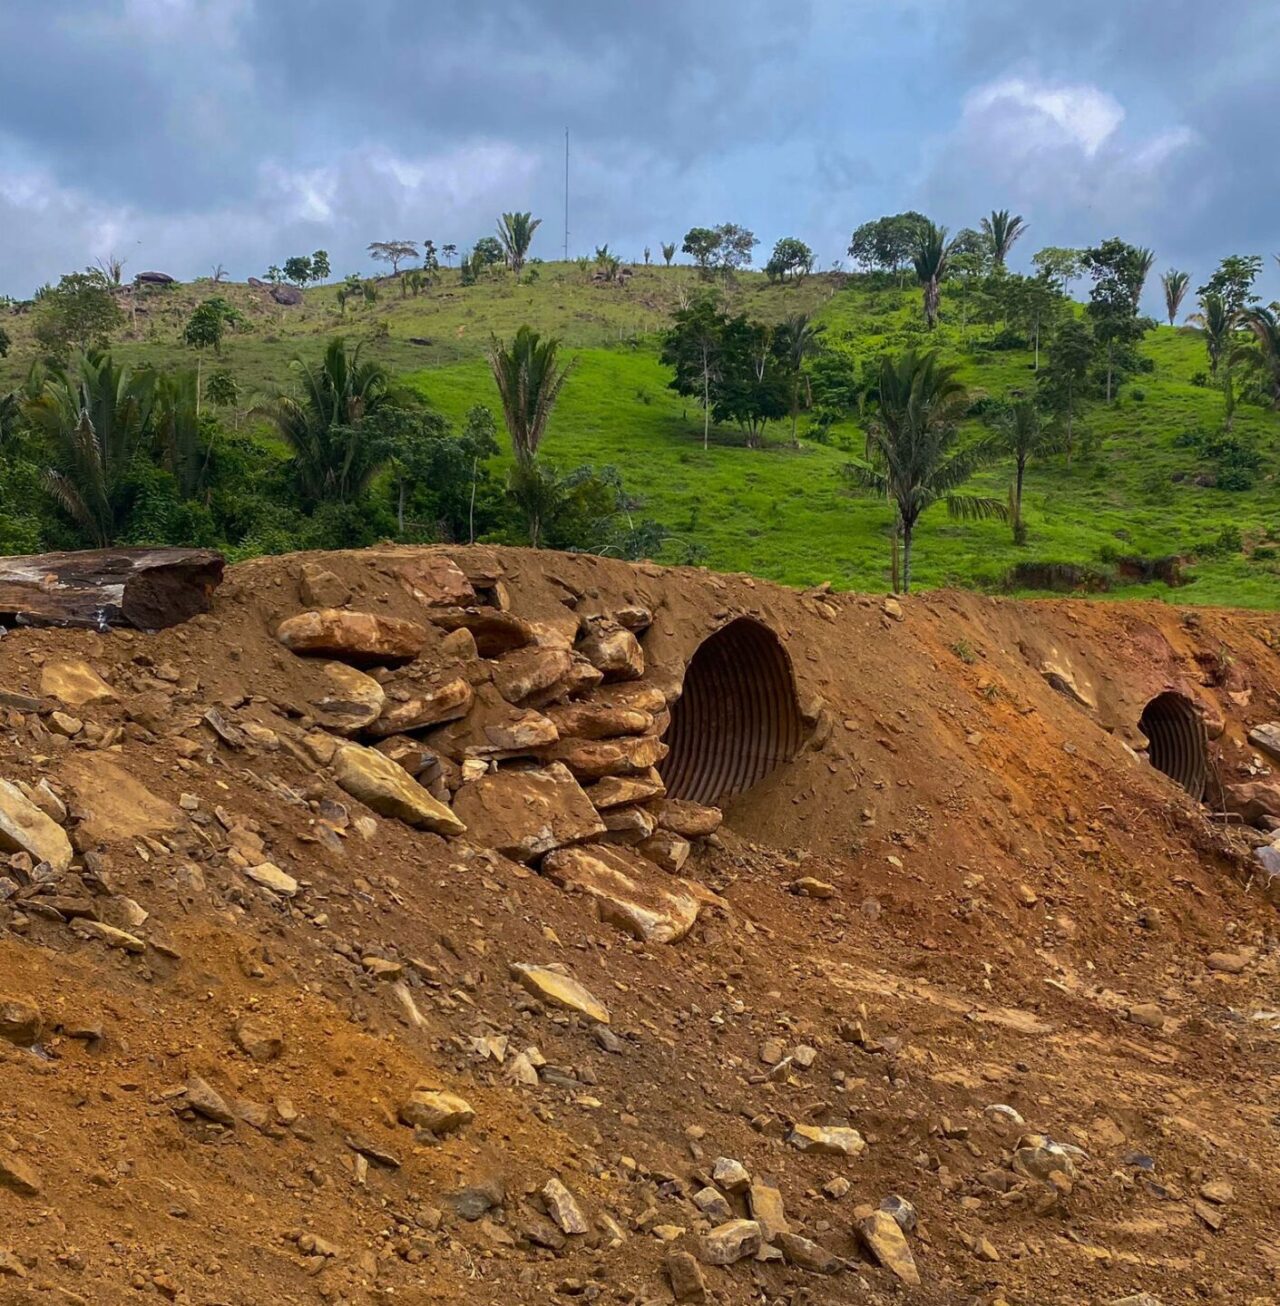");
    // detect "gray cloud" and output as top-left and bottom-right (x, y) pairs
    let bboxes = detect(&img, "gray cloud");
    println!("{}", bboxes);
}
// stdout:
(0, 0), (1275, 299)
